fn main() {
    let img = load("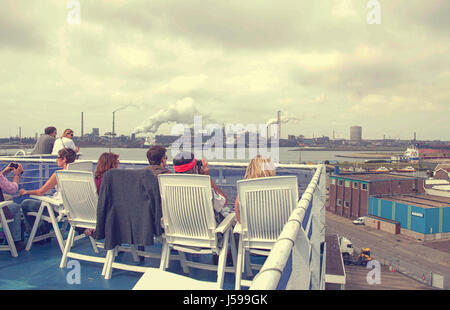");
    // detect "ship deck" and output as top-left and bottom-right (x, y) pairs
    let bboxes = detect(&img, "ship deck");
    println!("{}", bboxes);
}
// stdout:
(0, 157), (326, 291)
(0, 231), (266, 290)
